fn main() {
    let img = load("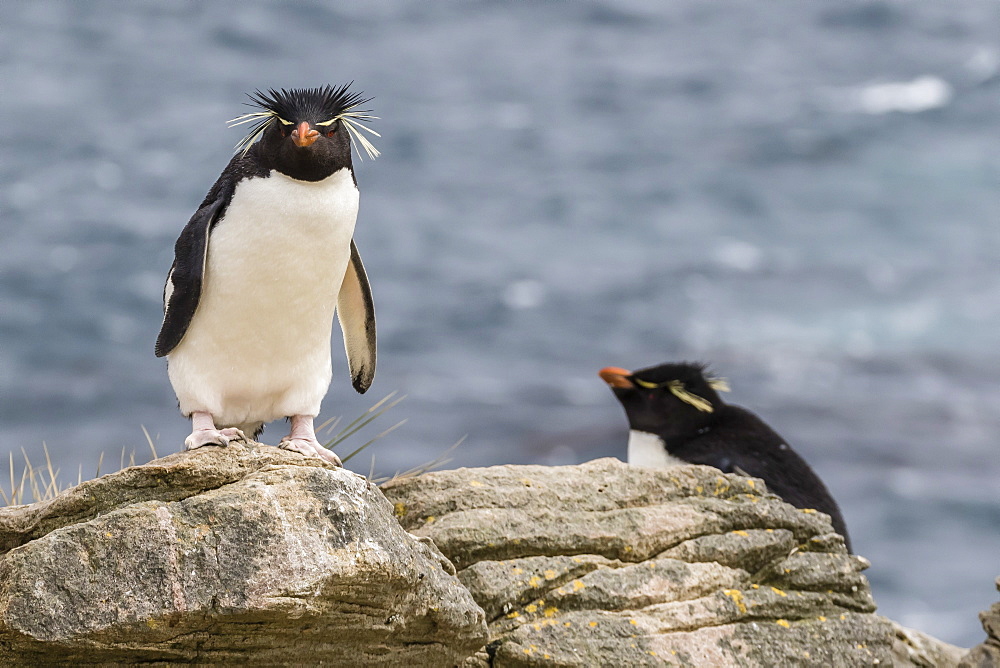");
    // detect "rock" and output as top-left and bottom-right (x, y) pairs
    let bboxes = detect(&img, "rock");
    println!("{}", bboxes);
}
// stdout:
(383, 457), (893, 667)
(0, 443), (488, 666)
(960, 578), (1000, 667)
(890, 619), (965, 667)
